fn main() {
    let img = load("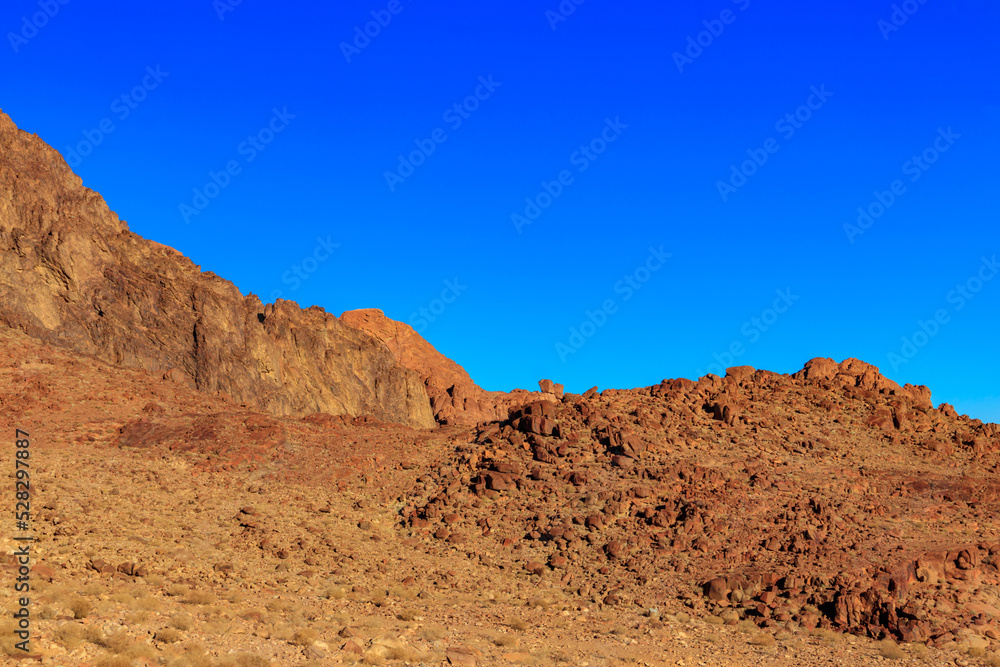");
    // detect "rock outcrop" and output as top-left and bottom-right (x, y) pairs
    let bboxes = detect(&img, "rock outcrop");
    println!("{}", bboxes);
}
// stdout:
(0, 110), (434, 427)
